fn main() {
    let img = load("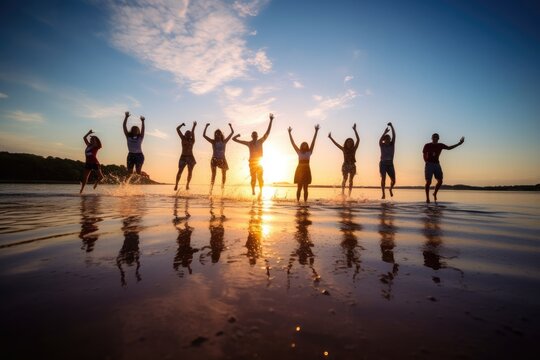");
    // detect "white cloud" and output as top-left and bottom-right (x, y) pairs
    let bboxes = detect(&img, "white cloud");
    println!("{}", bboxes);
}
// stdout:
(65, 93), (141, 120)
(109, 0), (271, 95)
(0, 92), (8, 99)
(4, 110), (45, 123)
(344, 75), (354, 83)
(306, 89), (358, 119)
(146, 128), (169, 139)
(293, 81), (304, 89)
(224, 86), (243, 98)
(221, 86), (275, 125)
